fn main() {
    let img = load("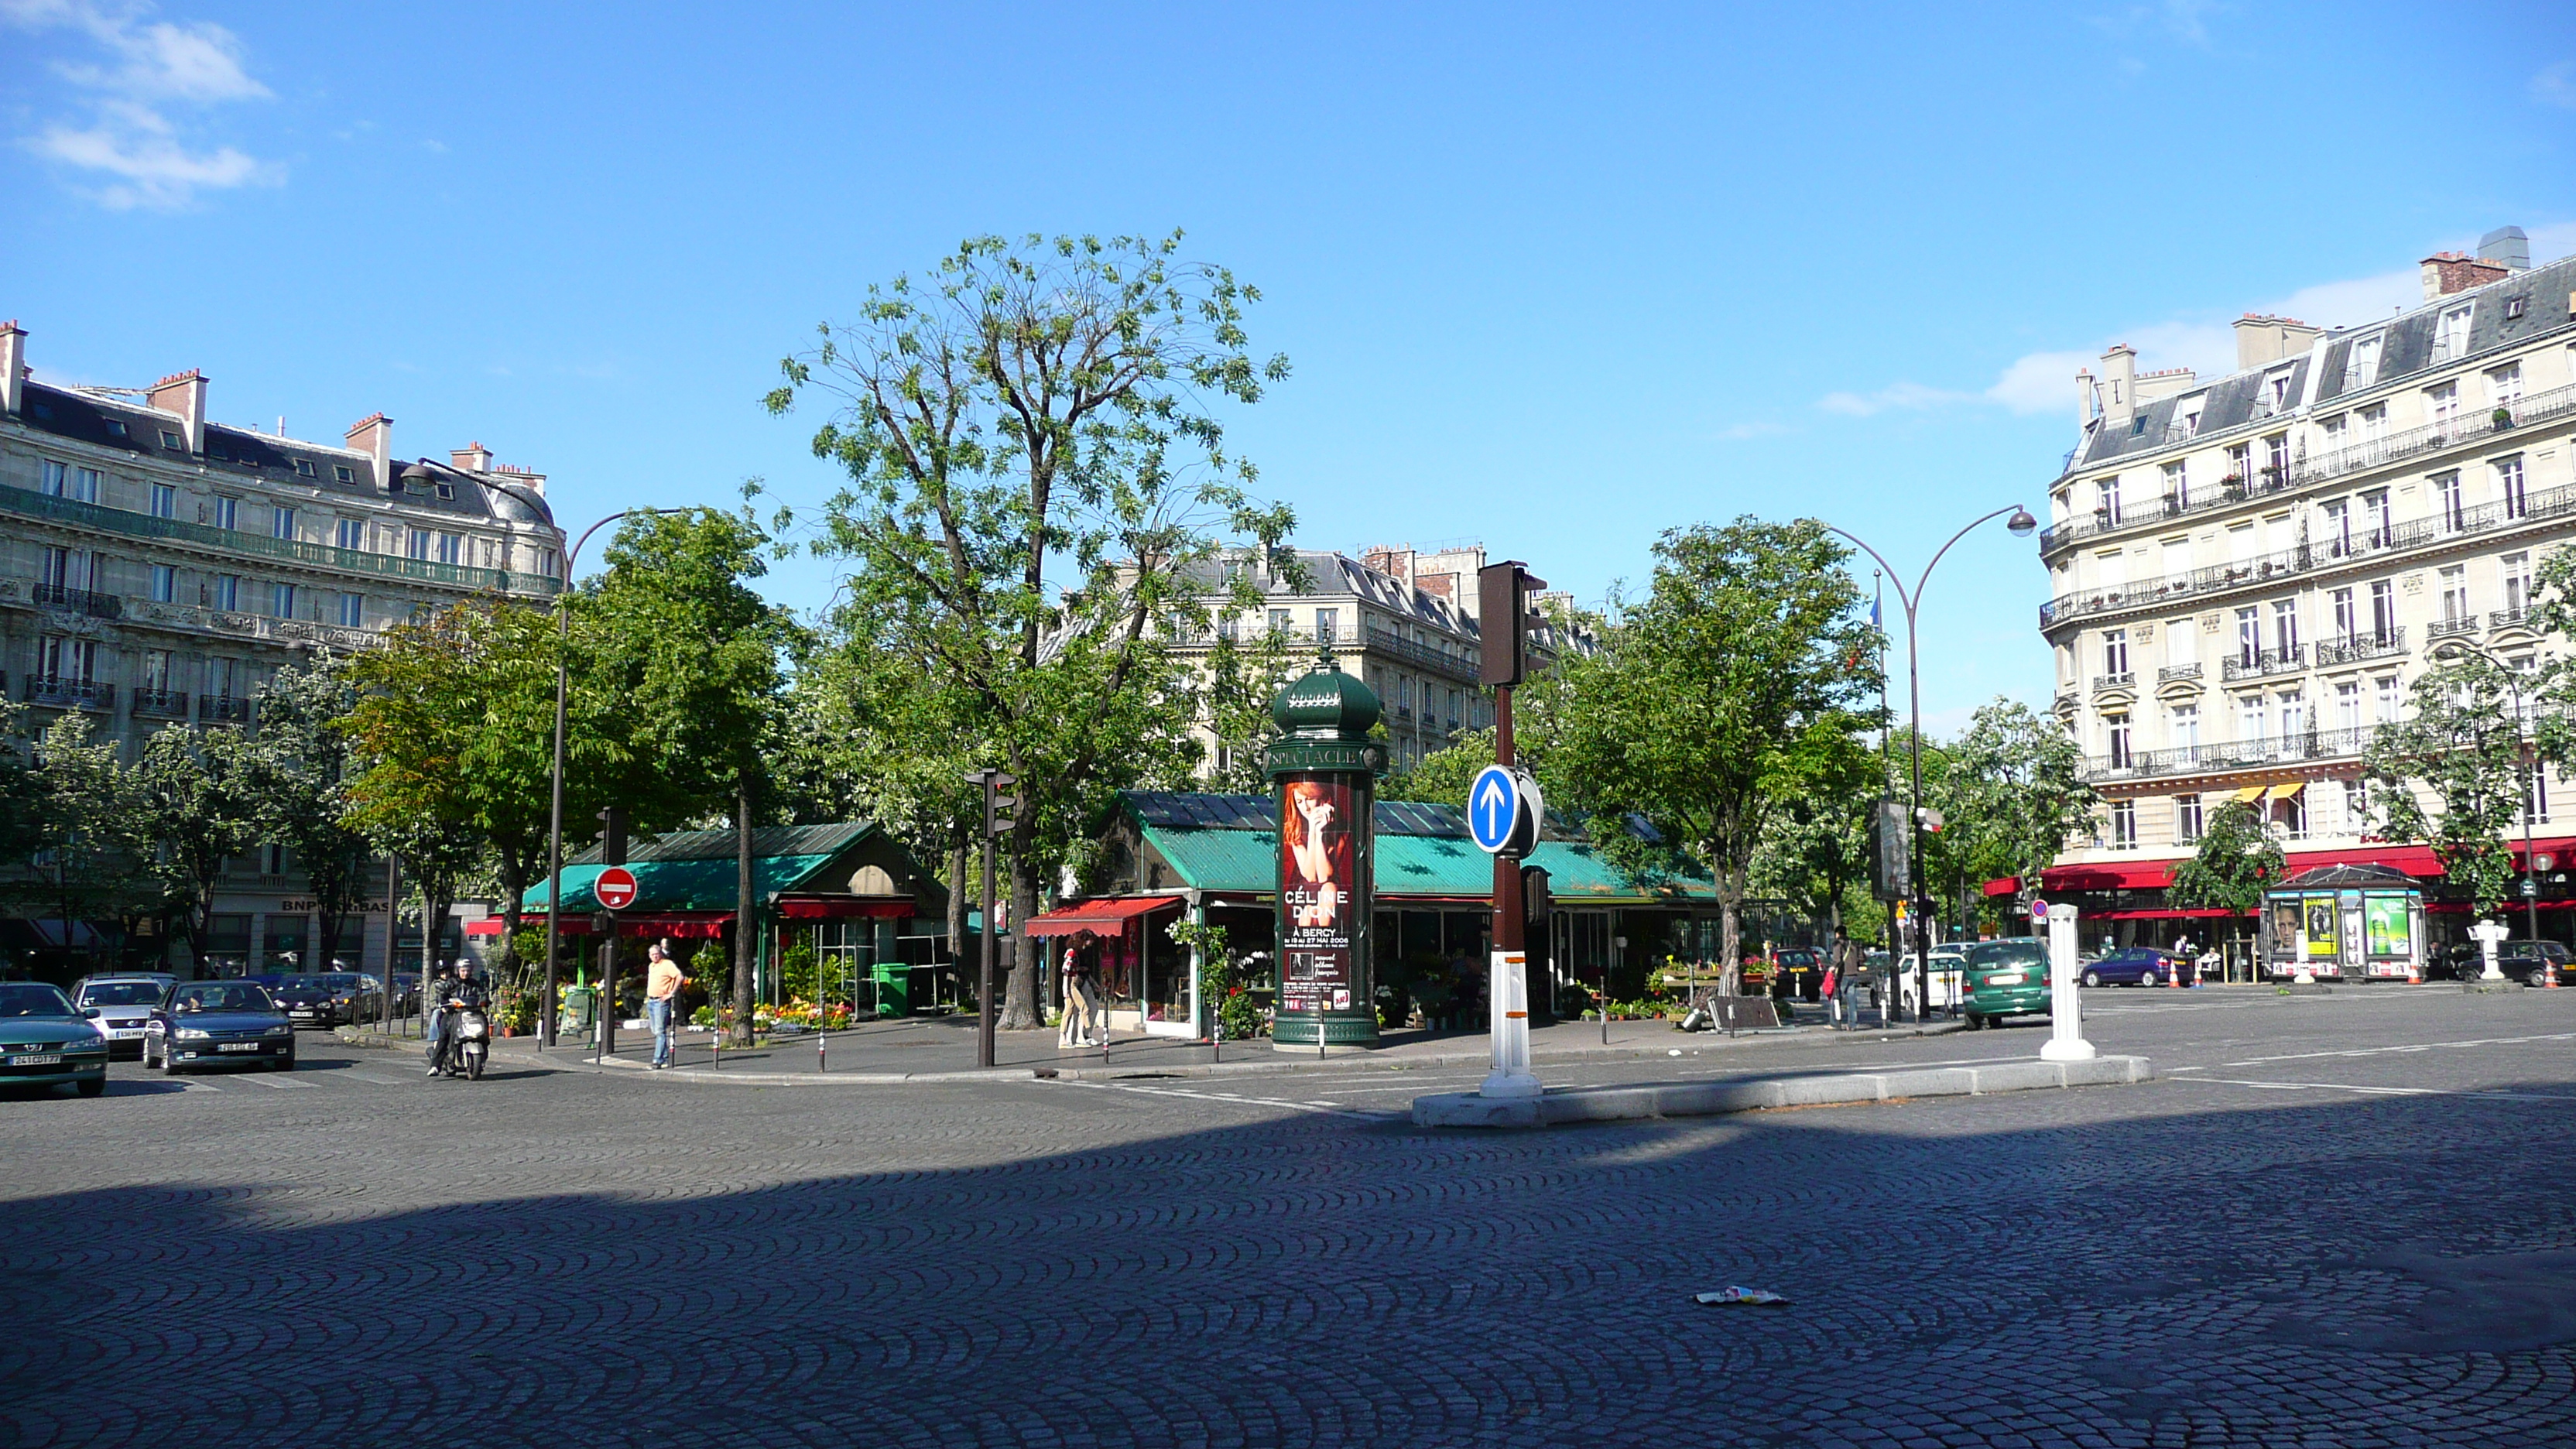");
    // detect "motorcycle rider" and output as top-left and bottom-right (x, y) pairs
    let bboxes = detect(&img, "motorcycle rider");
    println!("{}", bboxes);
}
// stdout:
(426, 964), (488, 1078)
